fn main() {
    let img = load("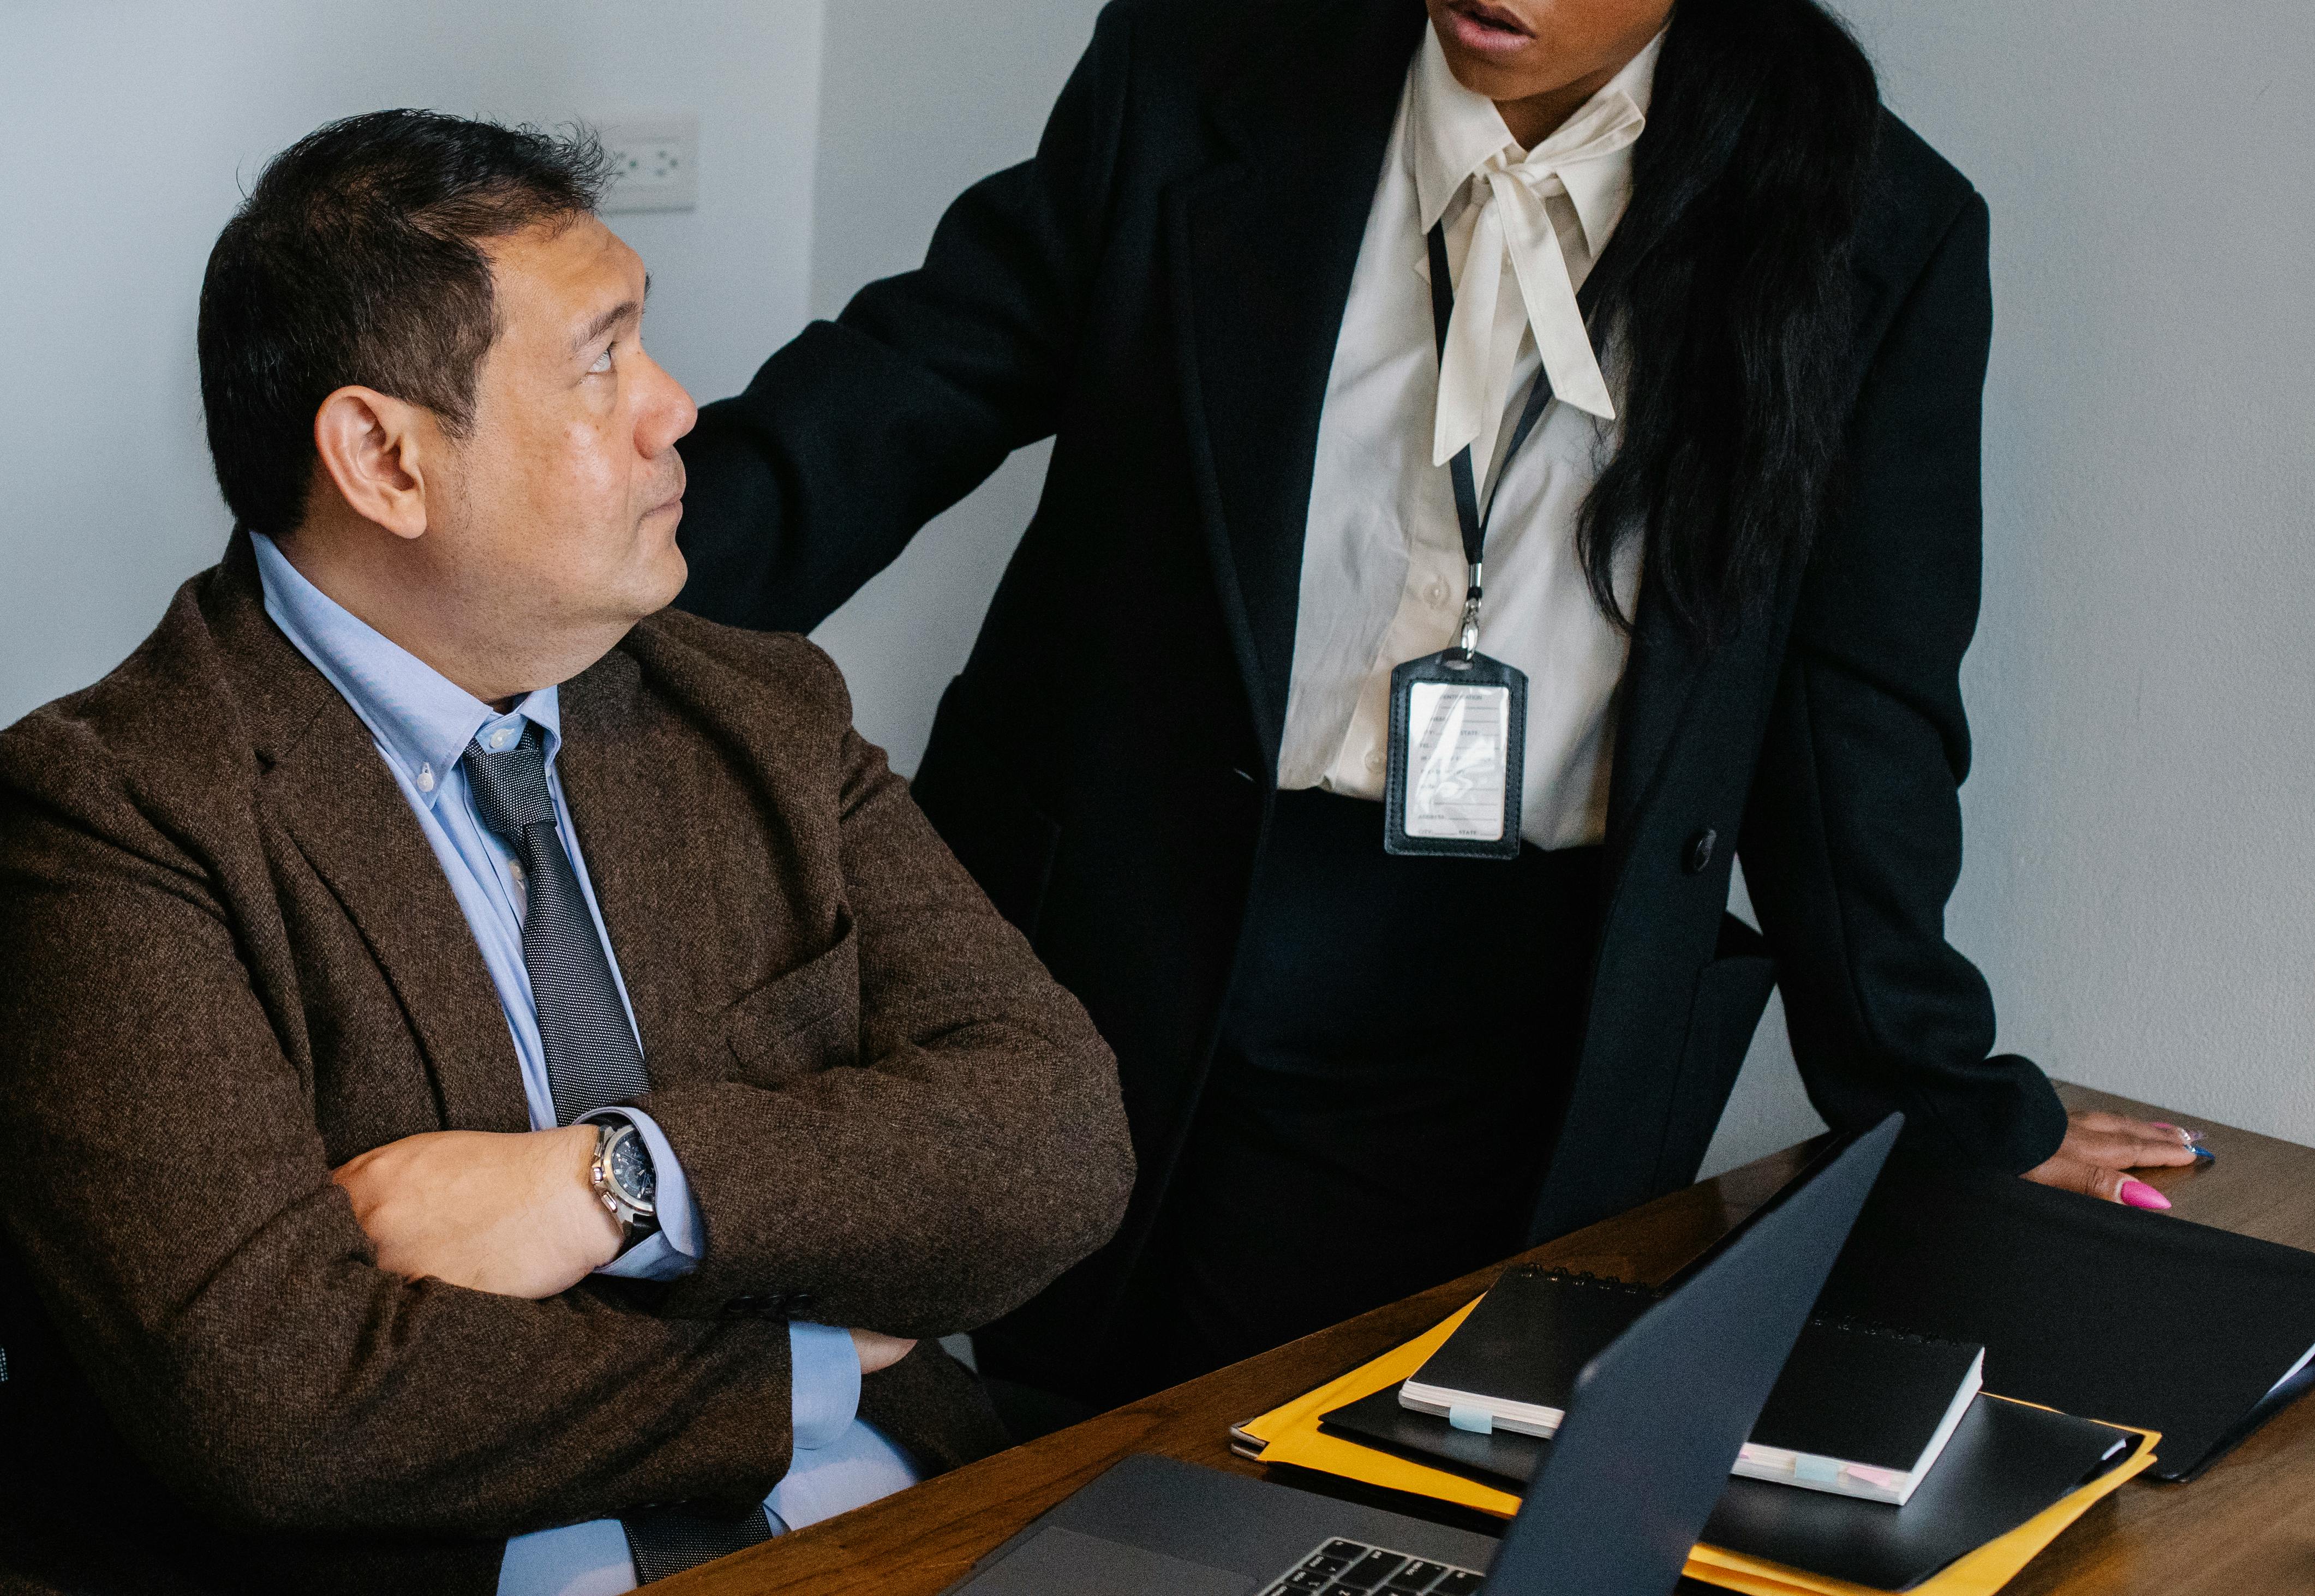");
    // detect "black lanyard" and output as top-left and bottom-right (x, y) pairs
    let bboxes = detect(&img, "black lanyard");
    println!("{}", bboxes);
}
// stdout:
(1424, 221), (1565, 563)
(1425, 216), (1637, 652)
(1381, 220), (1623, 862)
(1424, 221), (1558, 655)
